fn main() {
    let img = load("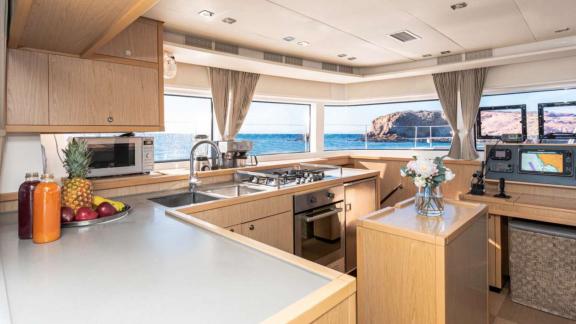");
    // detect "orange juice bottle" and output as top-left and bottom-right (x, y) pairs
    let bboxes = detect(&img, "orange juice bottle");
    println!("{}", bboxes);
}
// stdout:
(33, 174), (61, 244)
